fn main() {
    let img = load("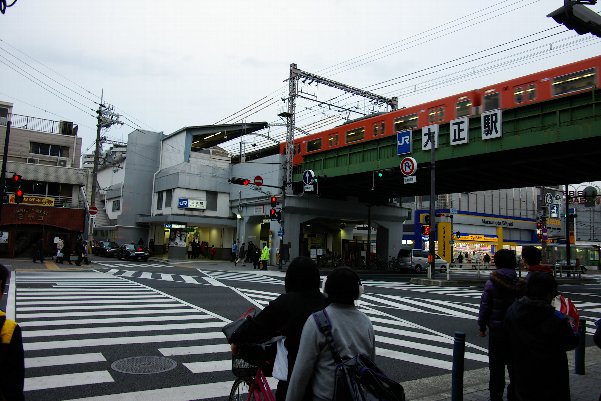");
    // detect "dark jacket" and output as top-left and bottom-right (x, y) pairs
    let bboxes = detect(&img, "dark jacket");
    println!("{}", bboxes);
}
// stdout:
(478, 268), (522, 332)
(505, 297), (579, 401)
(0, 312), (25, 401)
(230, 263), (327, 382)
